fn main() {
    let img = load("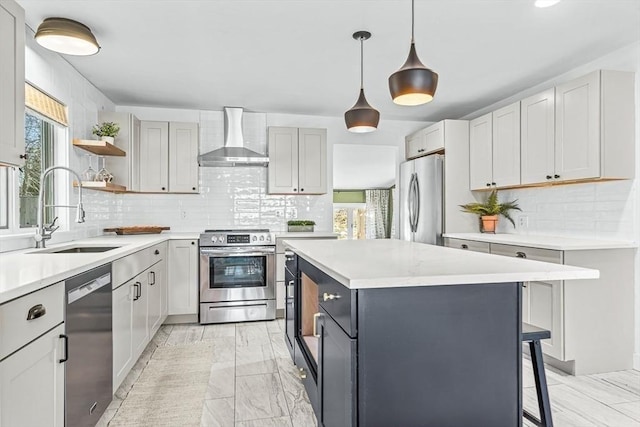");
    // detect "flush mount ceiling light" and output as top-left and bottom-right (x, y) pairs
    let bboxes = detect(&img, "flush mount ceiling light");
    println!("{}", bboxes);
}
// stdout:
(35, 17), (100, 56)
(344, 31), (380, 133)
(534, 0), (561, 7)
(388, 0), (438, 106)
